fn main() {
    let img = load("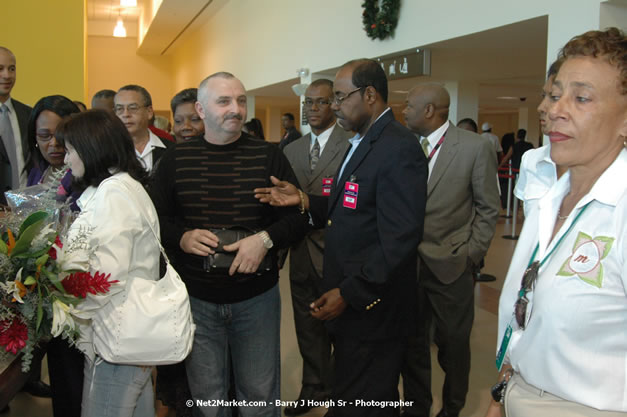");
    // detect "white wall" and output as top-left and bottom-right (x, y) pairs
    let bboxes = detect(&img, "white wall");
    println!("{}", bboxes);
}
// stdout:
(169, 0), (607, 92)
